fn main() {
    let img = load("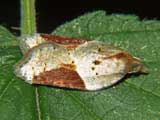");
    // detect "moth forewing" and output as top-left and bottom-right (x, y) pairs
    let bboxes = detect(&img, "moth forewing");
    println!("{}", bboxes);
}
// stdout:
(15, 43), (73, 83)
(72, 41), (125, 90)
(19, 33), (87, 54)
